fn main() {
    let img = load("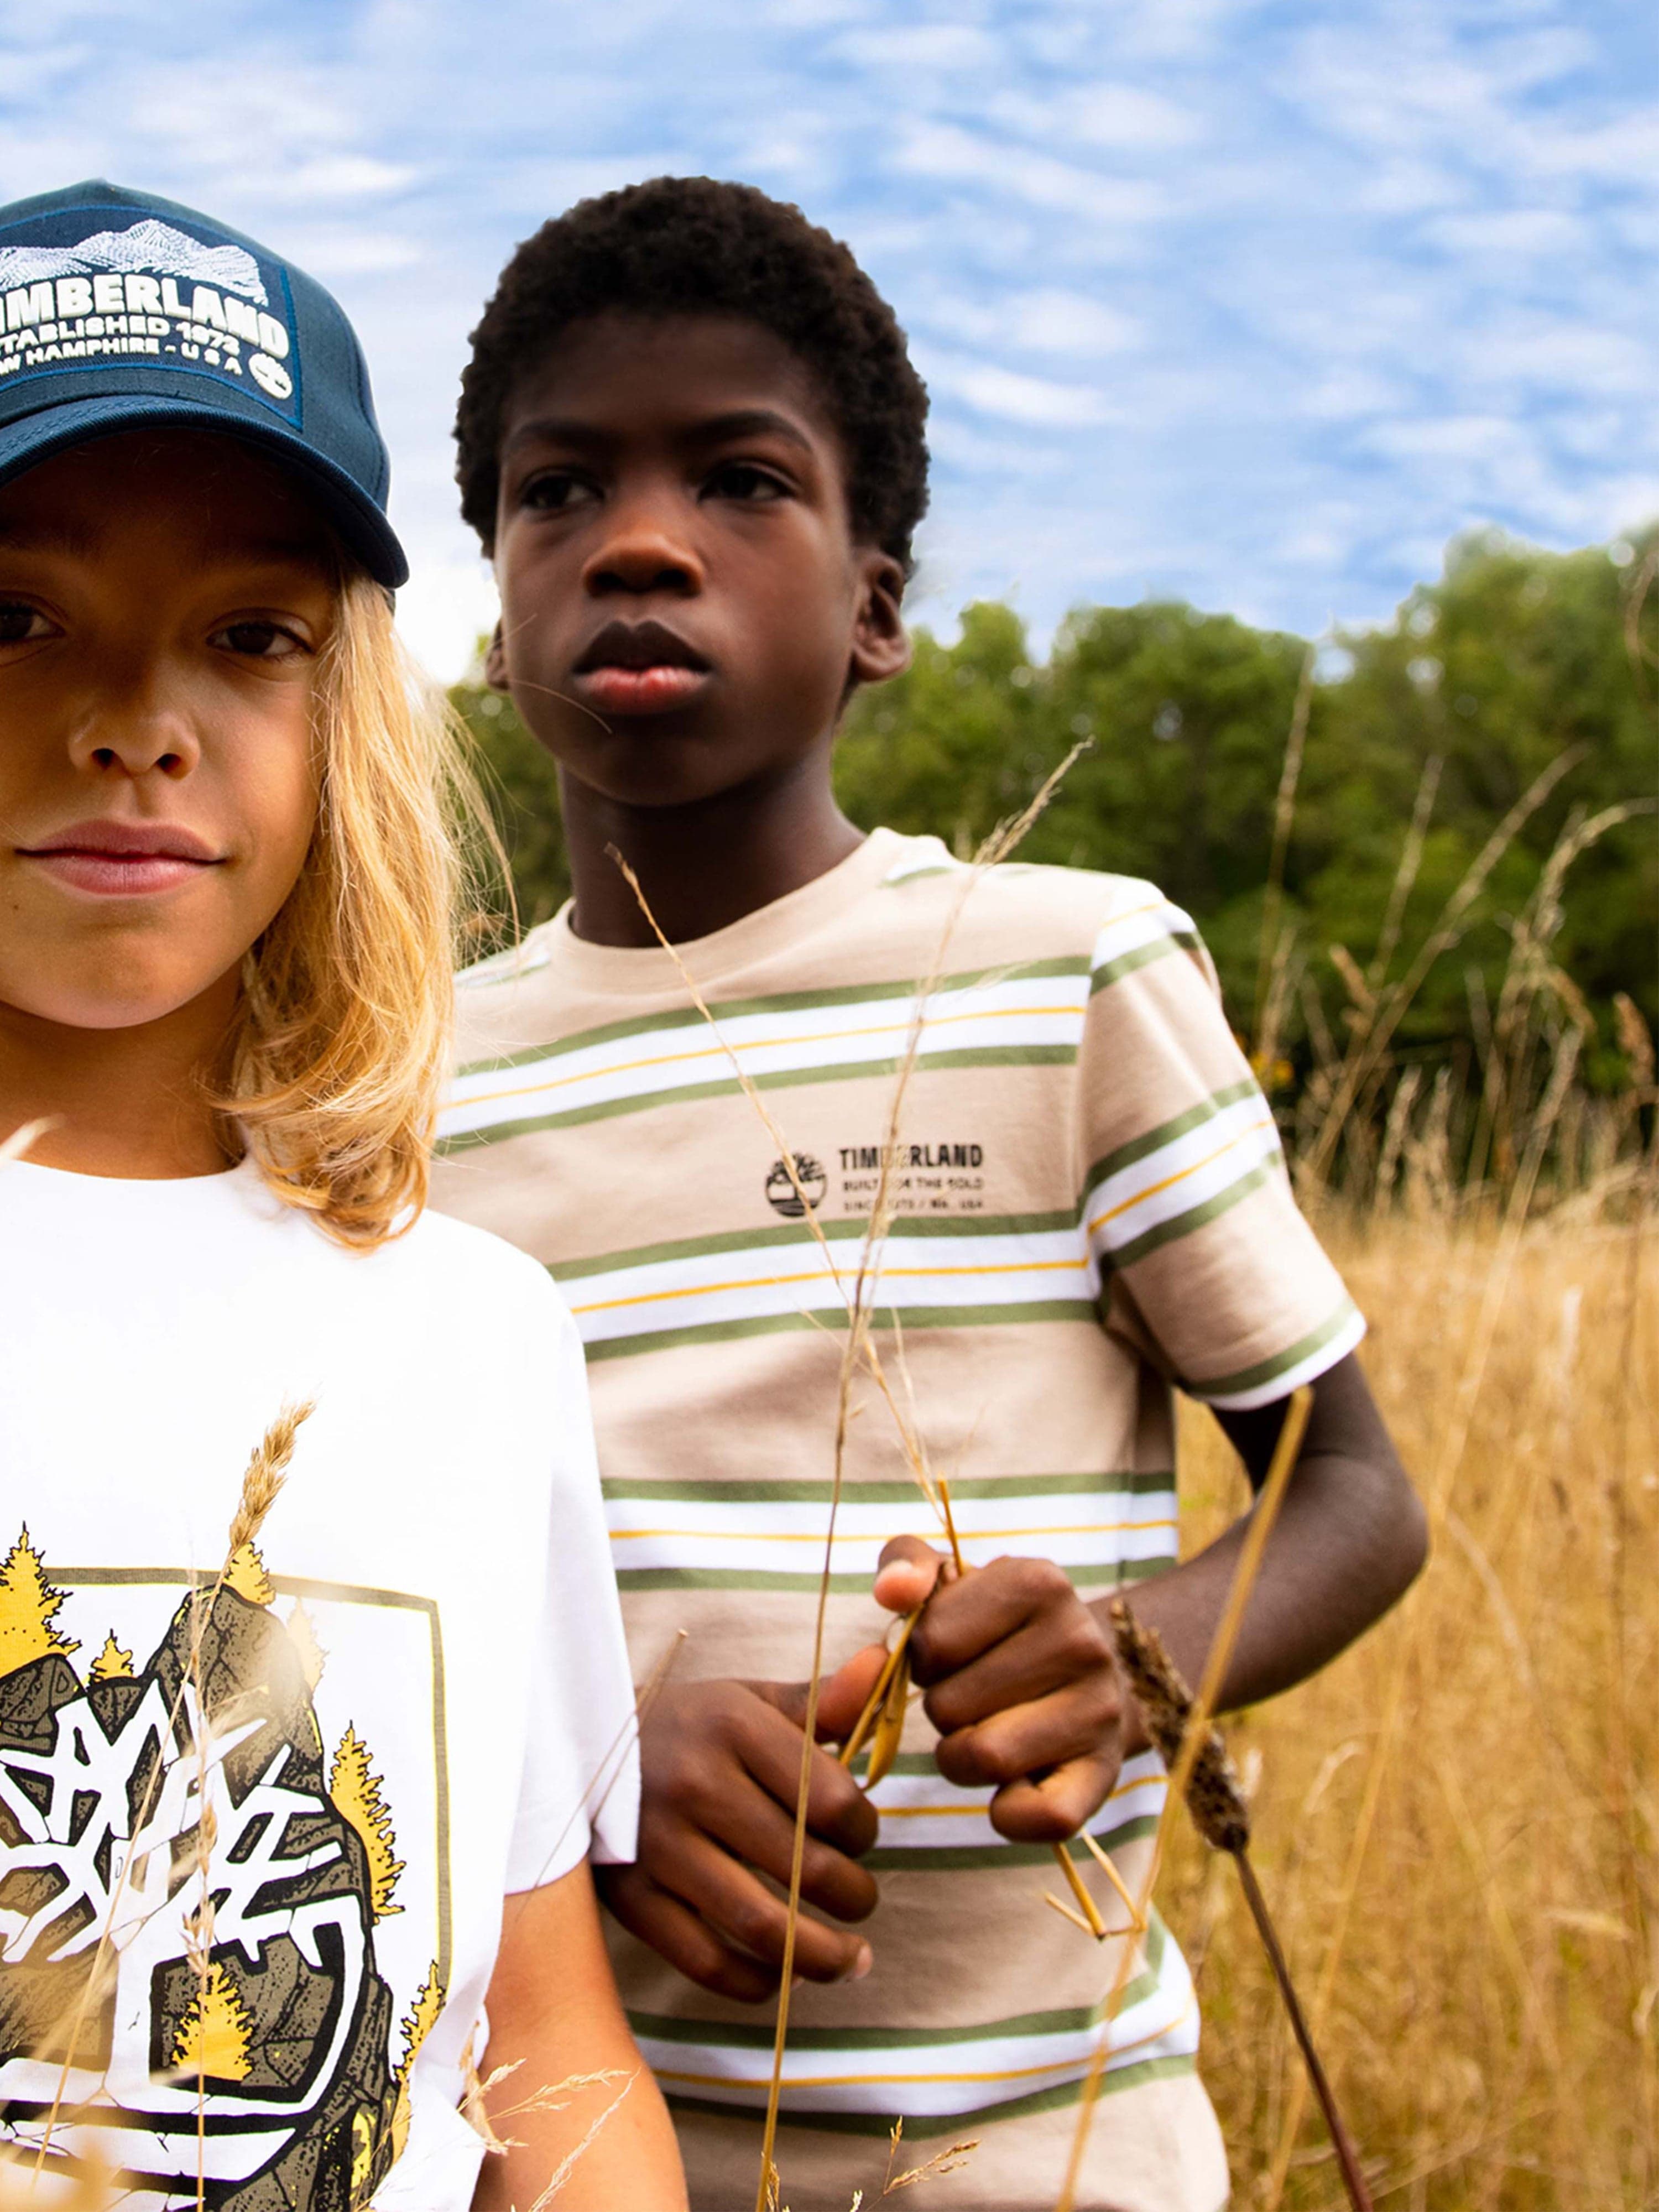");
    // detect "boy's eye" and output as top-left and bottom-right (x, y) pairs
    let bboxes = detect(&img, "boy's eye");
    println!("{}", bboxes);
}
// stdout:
(211, 619), (310, 661)
(522, 472), (598, 514)
(703, 462), (787, 503)
(0, 600), (56, 646)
